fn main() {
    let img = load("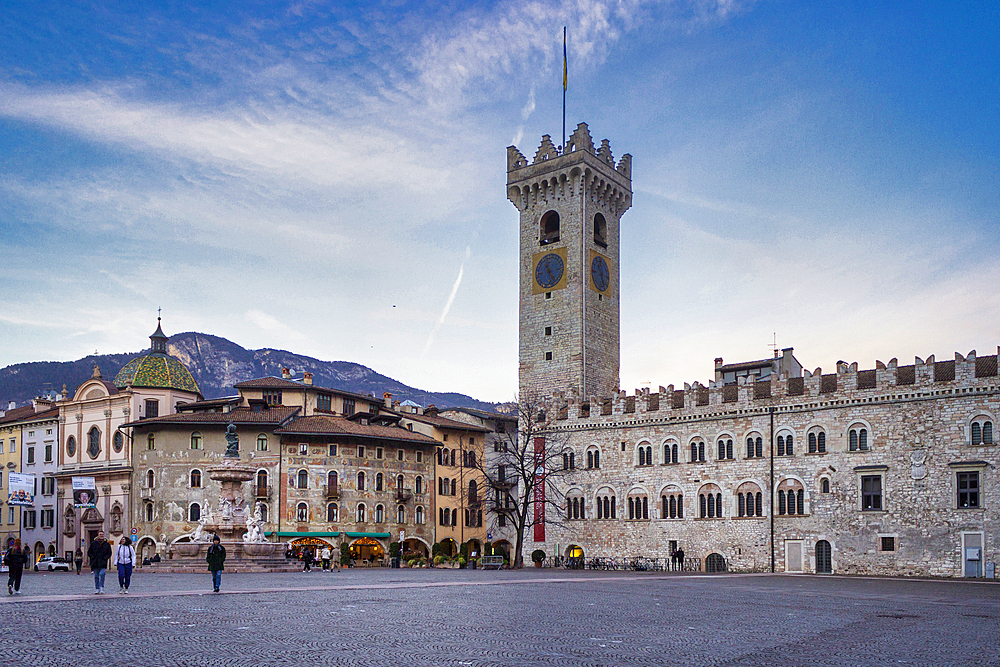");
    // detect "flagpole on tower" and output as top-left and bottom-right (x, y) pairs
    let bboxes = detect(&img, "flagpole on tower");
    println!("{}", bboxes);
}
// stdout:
(562, 26), (567, 151)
